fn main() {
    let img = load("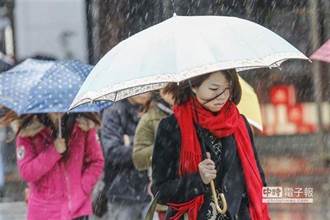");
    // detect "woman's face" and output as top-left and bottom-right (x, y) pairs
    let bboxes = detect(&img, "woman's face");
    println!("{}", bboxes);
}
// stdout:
(192, 71), (231, 113)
